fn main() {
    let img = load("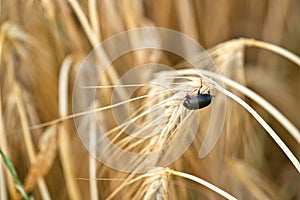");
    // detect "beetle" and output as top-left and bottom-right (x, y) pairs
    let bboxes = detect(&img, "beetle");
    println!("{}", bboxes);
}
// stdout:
(183, 79), (212, 110)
